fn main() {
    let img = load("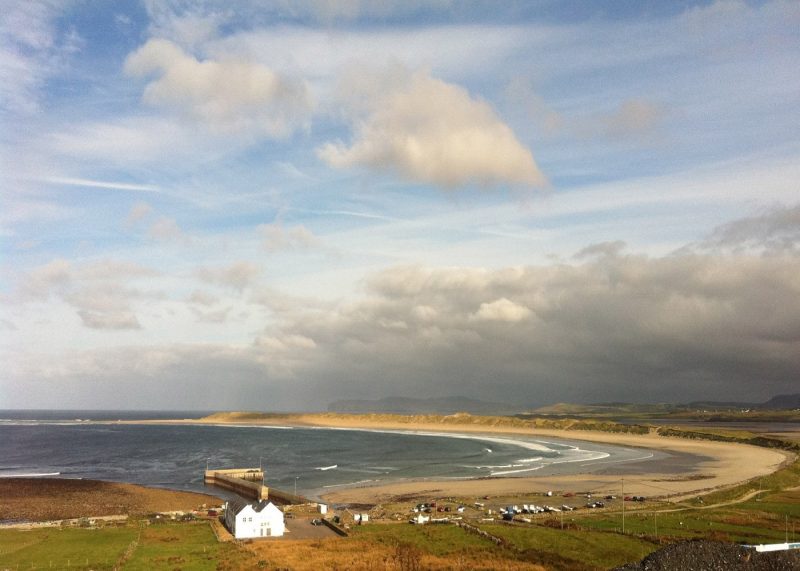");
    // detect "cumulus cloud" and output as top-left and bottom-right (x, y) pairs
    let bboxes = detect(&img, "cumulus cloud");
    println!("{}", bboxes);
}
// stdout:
(470, 298), (532, 322)
(7, 245), (800, 407)
(195, 261), (261, 290)
(700, 204), (800, 254)
(185, 289), (234, 323)
(124, 38), (312, 137)
(18, 258), (72, 300)
(15, 259), (158, 330)
(237, 248), (800, 404)
(188, 289), (219, 306)
(258, 222), (318, 252)
(319, 67), (546, 189)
